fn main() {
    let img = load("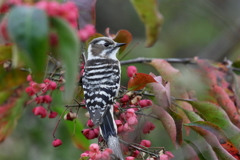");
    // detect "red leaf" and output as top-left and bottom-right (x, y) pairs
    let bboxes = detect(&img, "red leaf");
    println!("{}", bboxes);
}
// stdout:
(212, 85), (240, 128)
(127, 73), (157, 91)
(113, 30), (132, 54)
(185, 121), (239, 159)
(152, 105), (180, 148)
